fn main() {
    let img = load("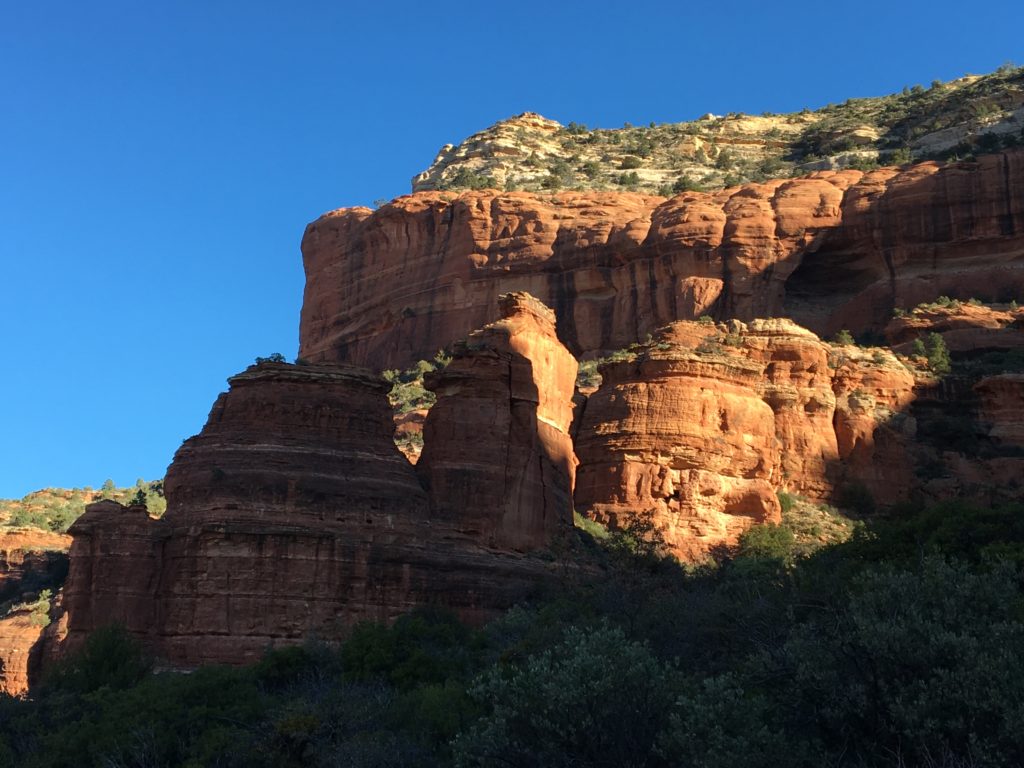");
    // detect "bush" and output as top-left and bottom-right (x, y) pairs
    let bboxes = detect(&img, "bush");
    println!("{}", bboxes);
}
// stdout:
(832, 329), (855, 345)
(837, 482), (875, 516)
(735, 524), (796, 563)
(42, 624), (151, 694)
(774, 557), (1024, 766)
(657, 674), (818, 767)
(255, 352), (287, 364)
(776, 491), (798, 514)
(341, 607), (476, 690)
(619, 155), (642, 170)
(672, 174), (704, 193)
(925, 331), (951, 374)
(454, 625), (675, 767)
